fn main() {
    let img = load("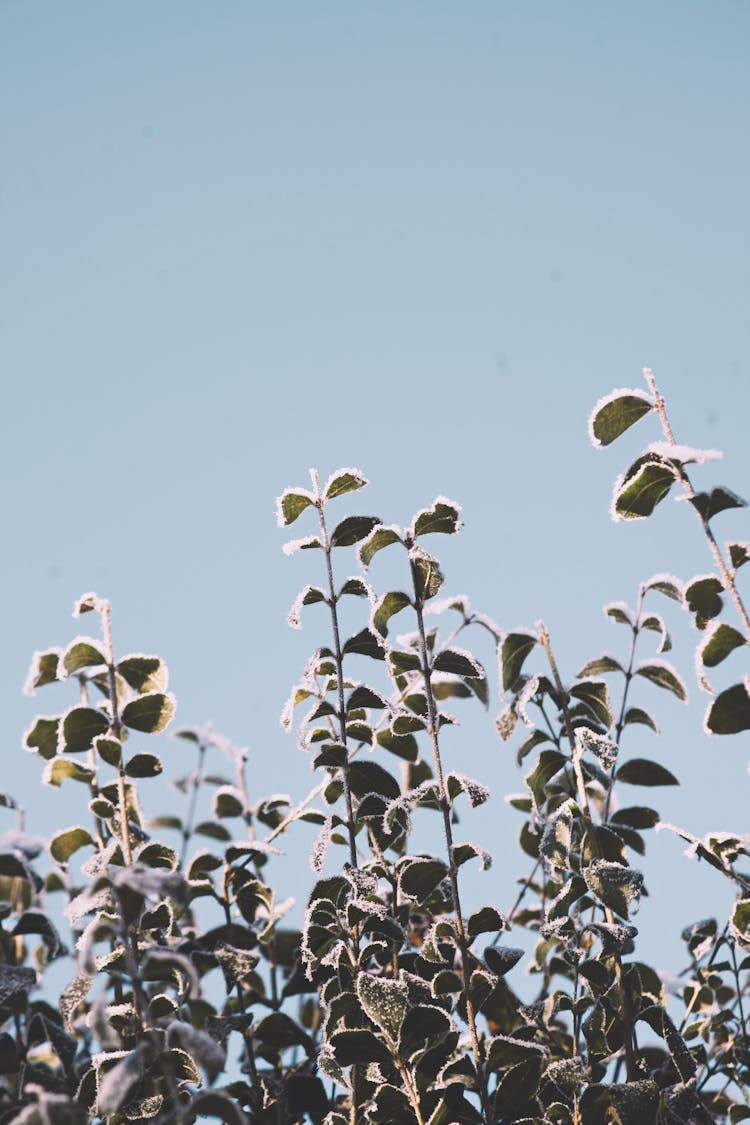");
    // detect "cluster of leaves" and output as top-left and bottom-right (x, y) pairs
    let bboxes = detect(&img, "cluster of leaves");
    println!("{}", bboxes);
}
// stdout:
(1, 373), (748, 1124)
